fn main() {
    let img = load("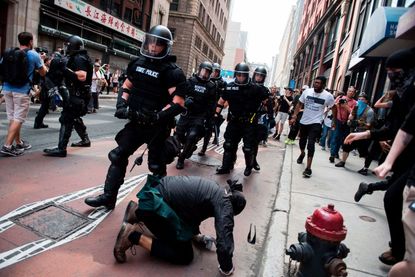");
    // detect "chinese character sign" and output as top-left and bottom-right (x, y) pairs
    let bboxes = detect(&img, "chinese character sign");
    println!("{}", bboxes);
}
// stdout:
(54, 0), (145, 42)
